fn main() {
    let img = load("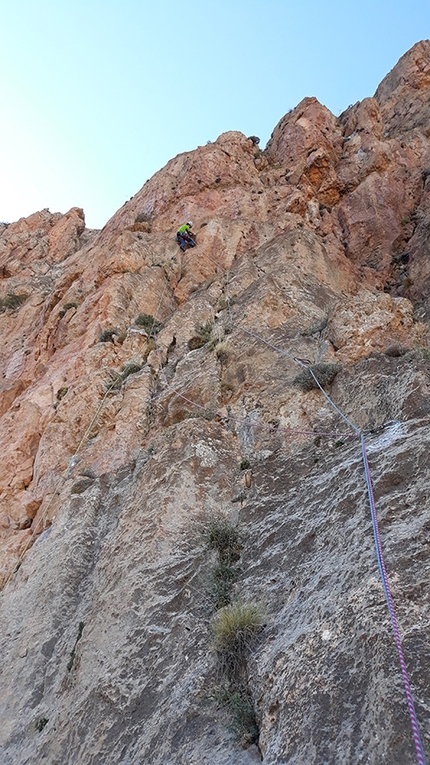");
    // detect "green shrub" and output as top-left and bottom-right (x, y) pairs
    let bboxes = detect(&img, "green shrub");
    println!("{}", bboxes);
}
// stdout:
(213, 600), (265, 683)
(36, 717), (49, 732)
(121, 361), (143, 380)
(144, 338), (156, 356)
(292, 363), (341, 391)
(79, 468), (96, 479)
(210, 563), (238, 610)
(188, 336), (207, 351)
(184, 408), (216, 421)
(218, 297), (236, 312)
(106, 360), (143, 391)
(188, 322), (213, 350)
(384, 344), (407, 357)
(134, 313), (163, 336)
(202, 518), (262, 747)
(0, 292), (28, 312)
(70, 477), (93, 494)
(106, 371), (122, 391)
(99, 327), (119, 343)
(204, 517), (241, 566)
(215, 688), (259, 744)
(59, 301), (78, 318)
